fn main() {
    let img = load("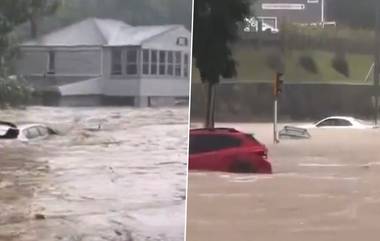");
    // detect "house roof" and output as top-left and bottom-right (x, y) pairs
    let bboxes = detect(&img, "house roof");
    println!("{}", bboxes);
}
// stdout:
(108, 25), (182, 46)
(22, 18), (182, 47)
